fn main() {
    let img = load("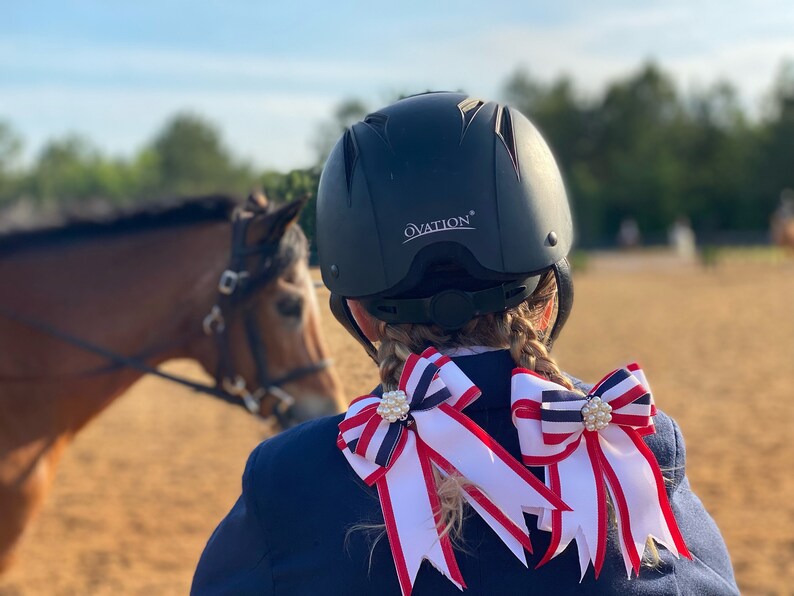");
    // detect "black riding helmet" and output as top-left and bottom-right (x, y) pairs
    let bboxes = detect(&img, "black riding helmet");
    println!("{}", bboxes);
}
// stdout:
(317, 92), (574, 359)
